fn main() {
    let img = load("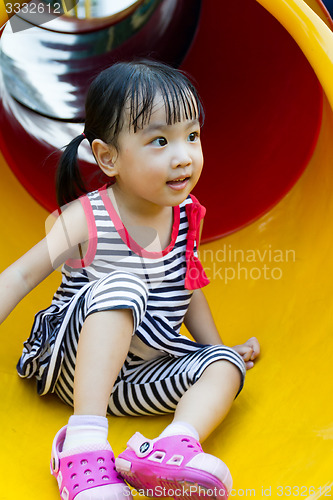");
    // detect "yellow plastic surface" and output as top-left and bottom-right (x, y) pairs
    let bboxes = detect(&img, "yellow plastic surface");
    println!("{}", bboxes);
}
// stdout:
(1, 0), (333, 498)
